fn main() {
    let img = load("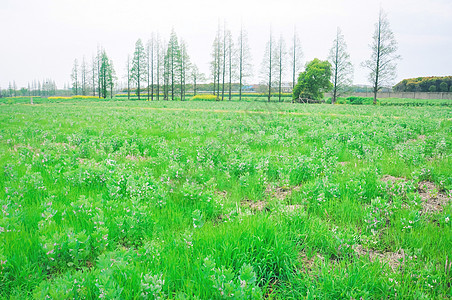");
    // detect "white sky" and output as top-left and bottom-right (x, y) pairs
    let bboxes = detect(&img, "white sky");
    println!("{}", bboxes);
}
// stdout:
(1, 0), (451, 89)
